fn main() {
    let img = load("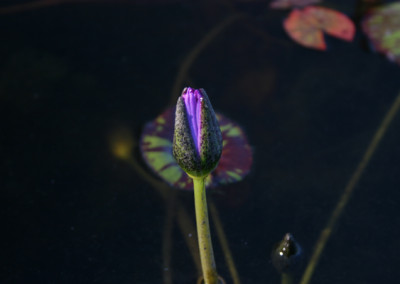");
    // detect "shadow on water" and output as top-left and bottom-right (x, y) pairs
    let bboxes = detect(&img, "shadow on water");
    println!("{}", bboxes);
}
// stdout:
(2, 1), (400, 283)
